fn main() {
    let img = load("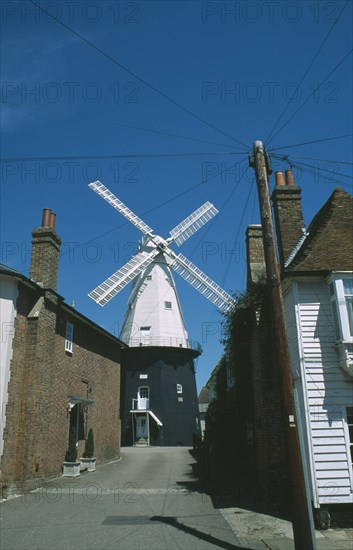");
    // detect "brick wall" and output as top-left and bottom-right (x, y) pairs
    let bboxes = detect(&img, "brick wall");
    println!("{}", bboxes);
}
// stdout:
(271, 179), (305, 268)
(246, 224), (265, 287)
(1, 281), (121, 490)
(30, 228), (61, 290)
